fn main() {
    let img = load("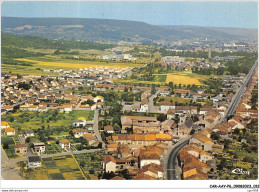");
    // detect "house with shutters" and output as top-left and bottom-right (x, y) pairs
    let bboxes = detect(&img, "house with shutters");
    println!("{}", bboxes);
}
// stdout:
(14, 144), (27, 154)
